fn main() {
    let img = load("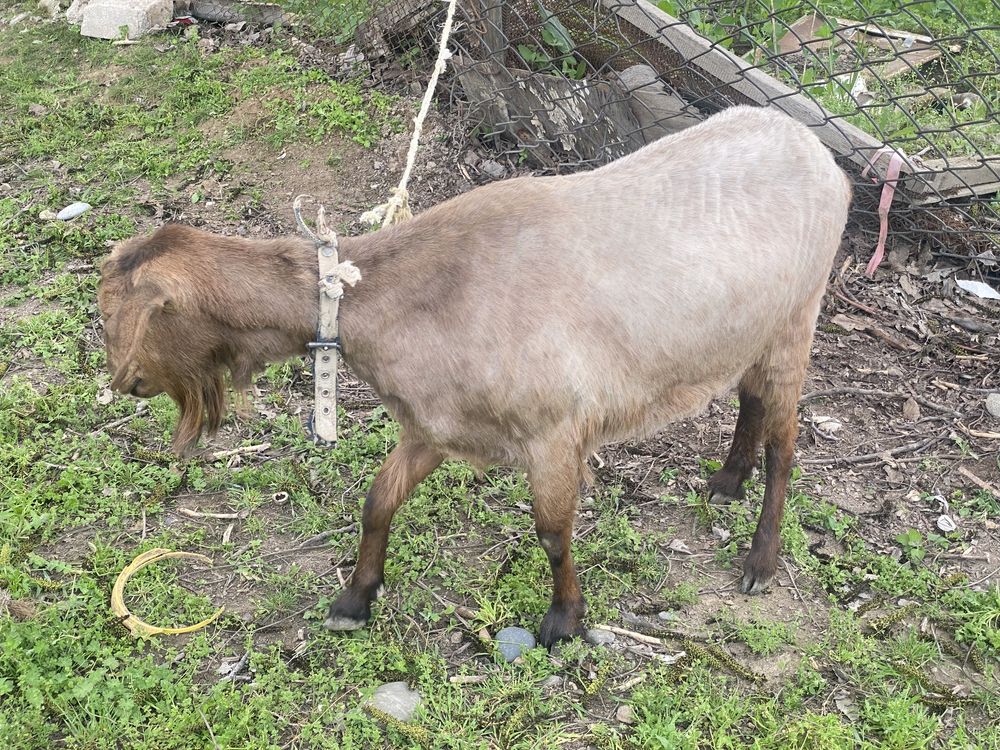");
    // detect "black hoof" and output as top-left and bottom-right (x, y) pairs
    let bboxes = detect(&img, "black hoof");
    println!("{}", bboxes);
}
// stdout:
(706, 469), (747, 504)
(539, 601), (587, 649)
(741, 548), (778, 595)
(323, 587), (375, 631)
